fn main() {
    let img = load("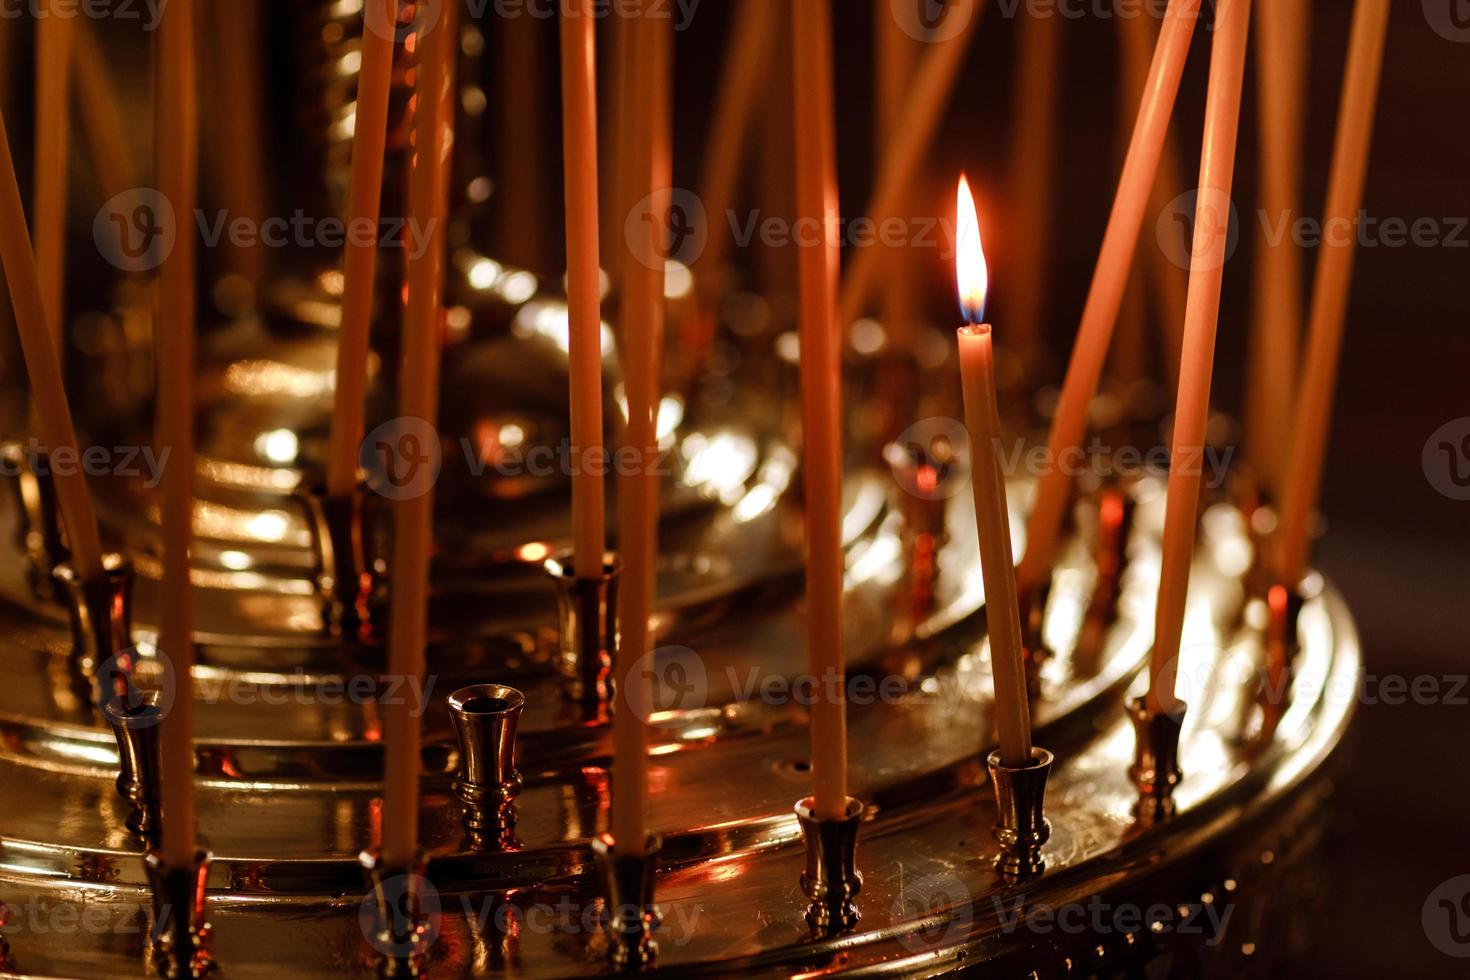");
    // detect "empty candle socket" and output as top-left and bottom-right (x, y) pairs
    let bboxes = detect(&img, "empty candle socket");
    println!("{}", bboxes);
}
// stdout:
(105, 691), (164, 840)
(1018, 580), (1052, 700)
(987, 747), (1054, 878)
(795, 796), (864, 935)
(53, 552), (136, 703)
(1128, 697), (1187, 825)
(144, 848), (214, 978)
(0, 441), (67, 601)
(297, 482), (383, 645)
(359, 849), (434, 978)
(448, 684), (525, 832)
(591, 833), (661, 970)
(545, 553), (620, 706)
